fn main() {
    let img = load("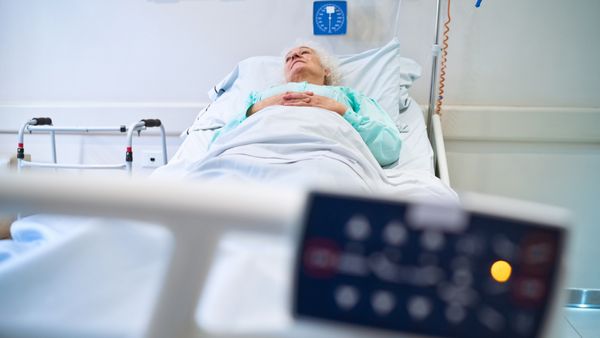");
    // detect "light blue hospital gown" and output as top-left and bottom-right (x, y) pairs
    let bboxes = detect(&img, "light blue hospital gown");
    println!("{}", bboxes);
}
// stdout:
(214, 81), (402, 167)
